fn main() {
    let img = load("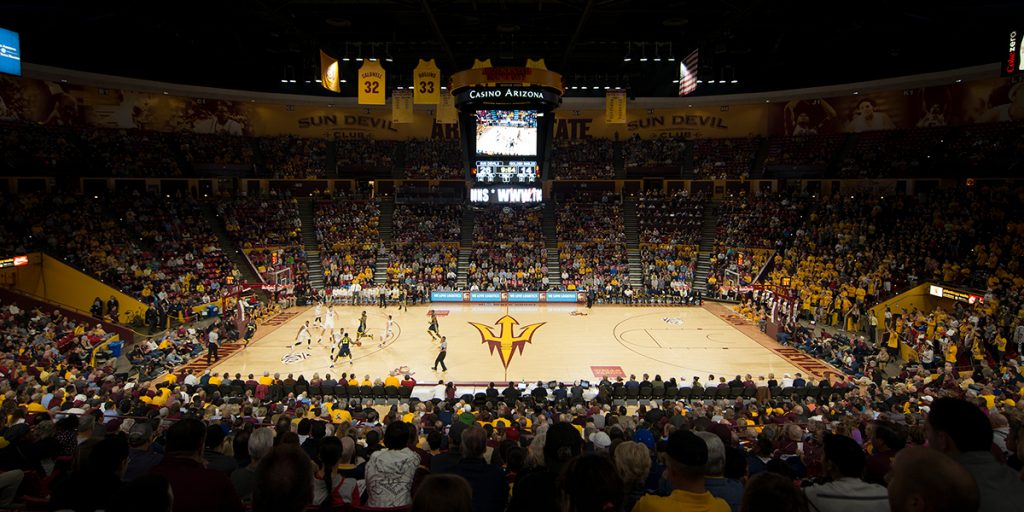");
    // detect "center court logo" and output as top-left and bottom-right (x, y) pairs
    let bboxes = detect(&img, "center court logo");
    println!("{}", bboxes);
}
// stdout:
(469, 315), (545, 369)
(281, 352), (311, 365)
